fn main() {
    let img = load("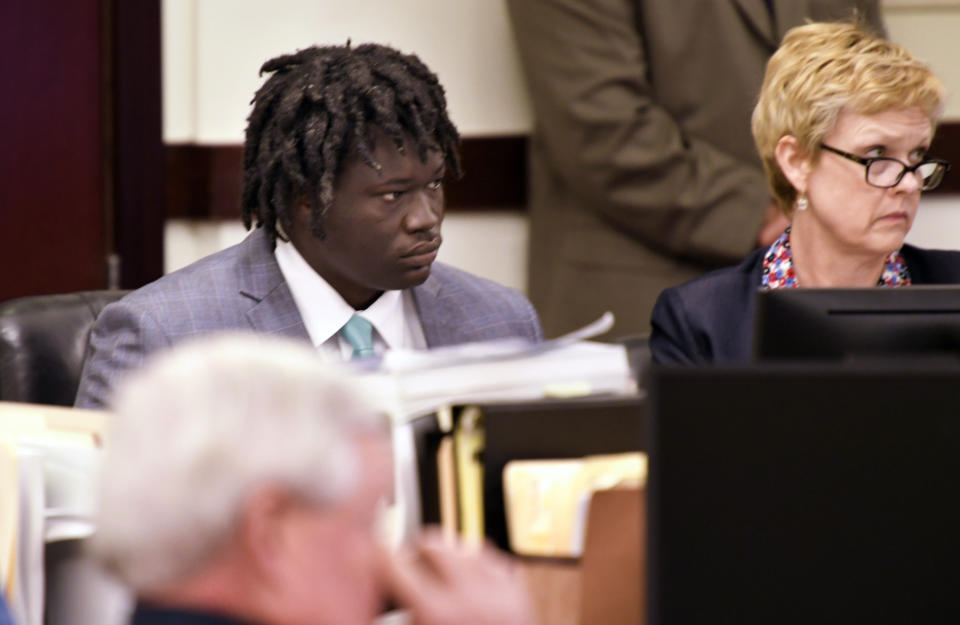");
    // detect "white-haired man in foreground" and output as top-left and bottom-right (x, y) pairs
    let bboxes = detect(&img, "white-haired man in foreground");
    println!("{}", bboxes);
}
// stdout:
(91, 334), (536, 625)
